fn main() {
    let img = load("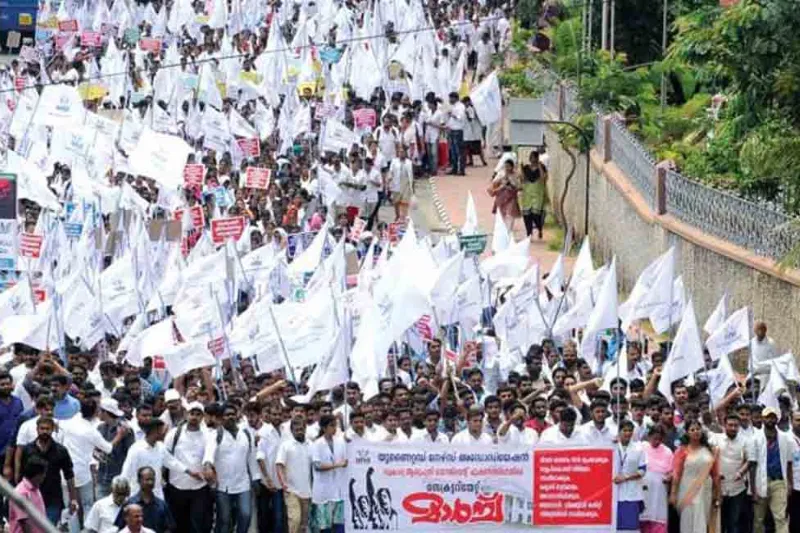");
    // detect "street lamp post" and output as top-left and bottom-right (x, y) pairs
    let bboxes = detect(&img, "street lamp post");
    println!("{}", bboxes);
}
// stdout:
(530, 118), (592, 237)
